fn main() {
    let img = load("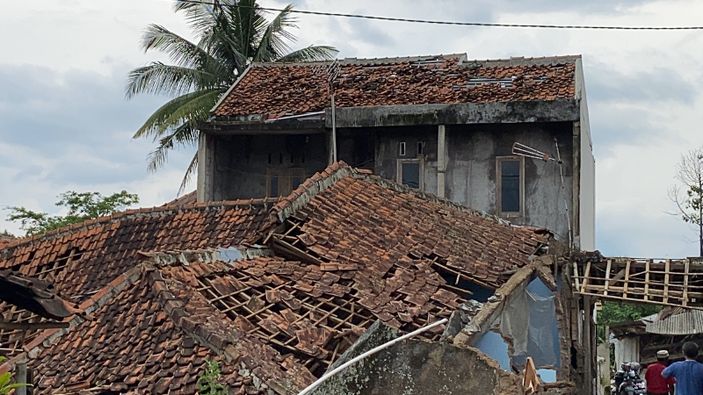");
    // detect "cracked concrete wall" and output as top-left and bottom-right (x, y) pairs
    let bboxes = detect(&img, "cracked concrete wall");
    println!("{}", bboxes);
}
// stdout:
(311, 322), (523, 395)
